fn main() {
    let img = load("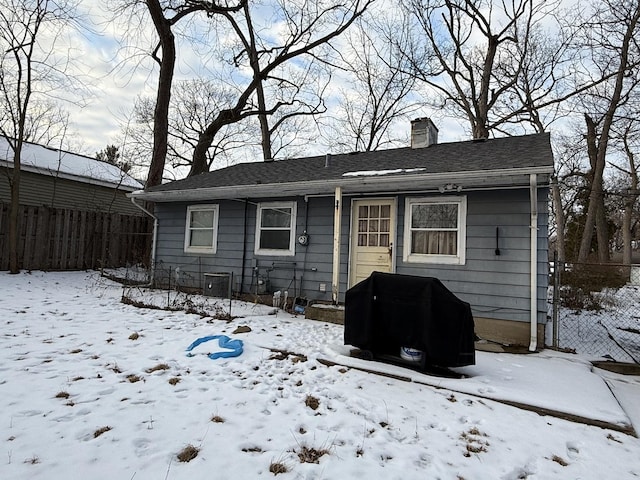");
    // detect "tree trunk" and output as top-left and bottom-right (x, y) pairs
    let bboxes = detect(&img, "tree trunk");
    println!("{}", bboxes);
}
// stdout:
(145, 0), (177, 190)
(8, 144), (22, 274)
(576, 4), (640, 263)
(578, 114), (606, 262)
(551, 177), (566, 264)
(595, 195), (609, 262)
(473, 34), (499, 140)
